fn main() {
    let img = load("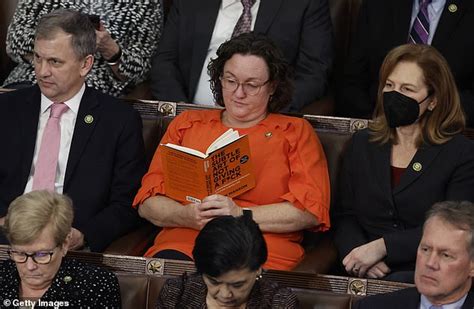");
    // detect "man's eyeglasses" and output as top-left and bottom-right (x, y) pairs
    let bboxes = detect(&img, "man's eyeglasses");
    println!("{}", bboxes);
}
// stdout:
(8, 246), (59, 264)
(220, 77), (270, 96)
